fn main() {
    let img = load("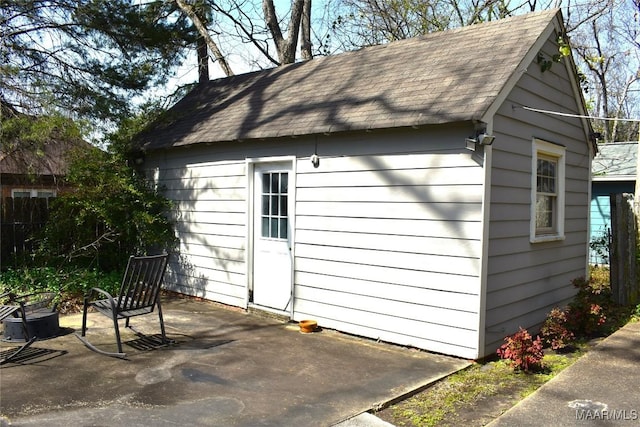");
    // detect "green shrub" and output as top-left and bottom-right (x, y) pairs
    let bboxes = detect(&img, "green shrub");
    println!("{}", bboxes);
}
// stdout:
(0, 267), (121, 305)
(540, 307), (575, 350)
(632, 304), (640, 322)
(36, 148), (177, 272)
(542, 272), (633, 346)
(566, 276), (611, 336)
